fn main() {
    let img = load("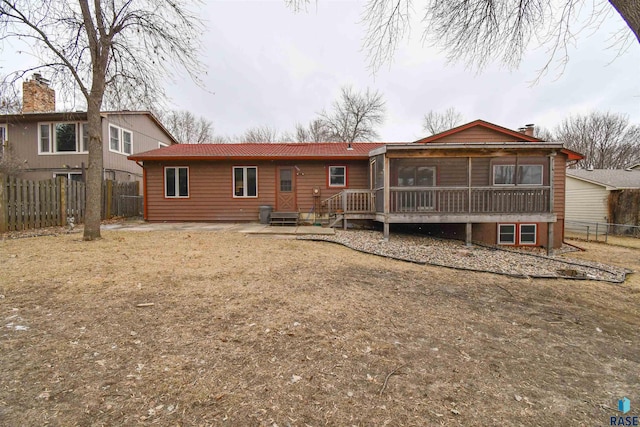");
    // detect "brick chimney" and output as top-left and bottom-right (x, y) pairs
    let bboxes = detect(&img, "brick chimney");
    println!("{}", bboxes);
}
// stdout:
(22, 73), (55, 113)
(524, 123), (535, 137)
